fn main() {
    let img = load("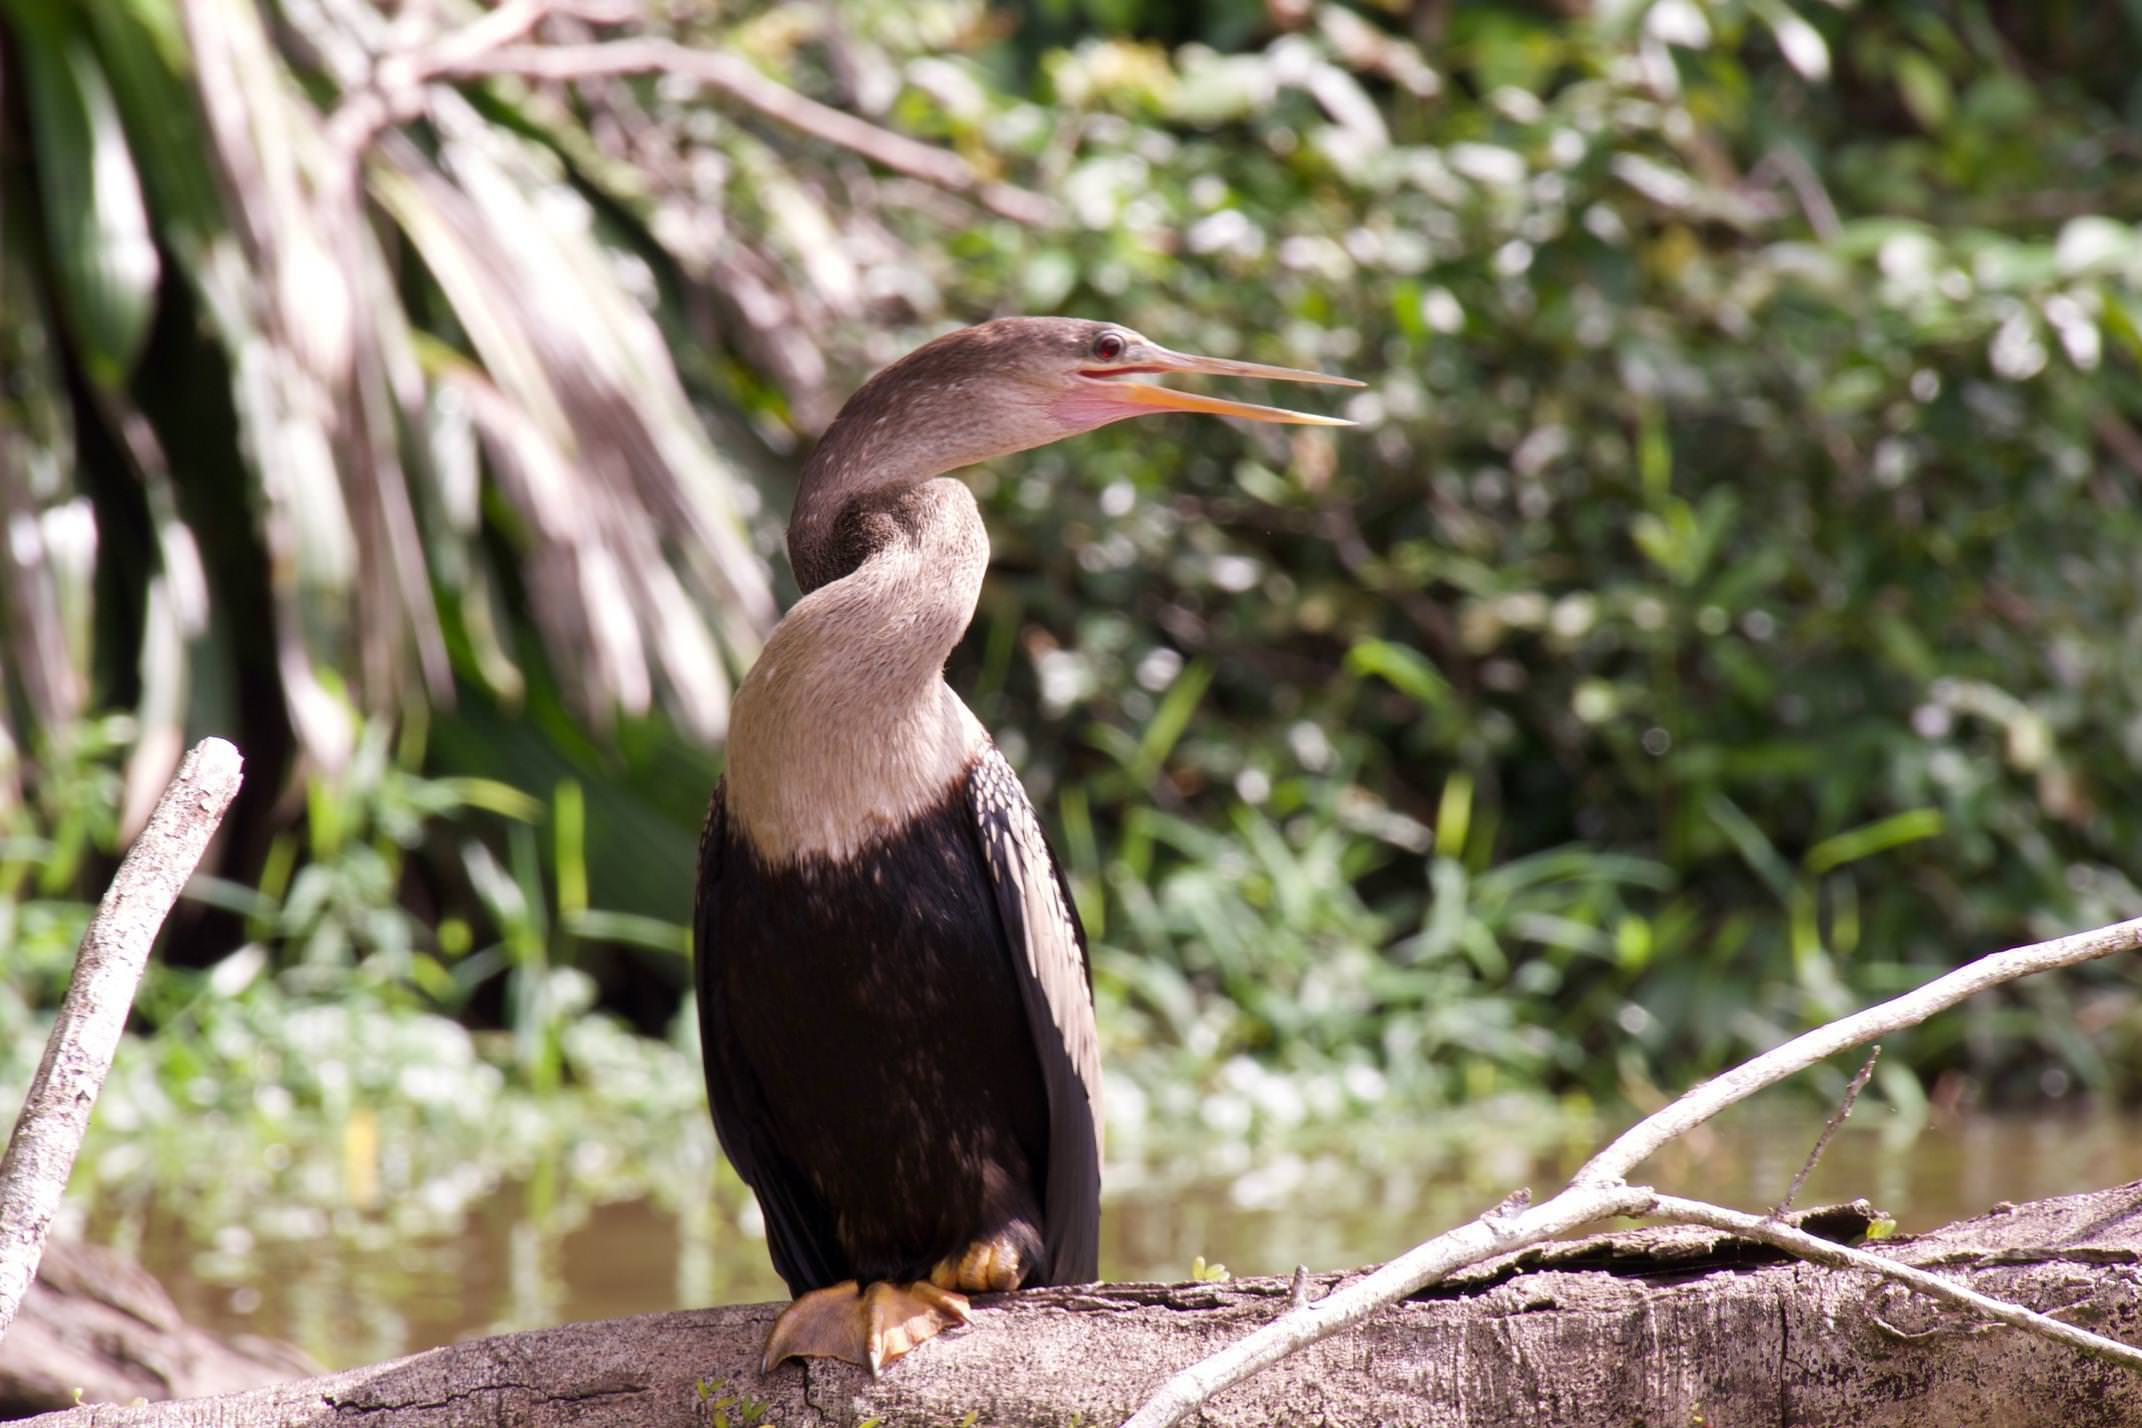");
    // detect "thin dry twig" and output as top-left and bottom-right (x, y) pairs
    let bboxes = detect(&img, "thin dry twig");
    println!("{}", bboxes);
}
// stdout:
(1772, 1044), (1879, 1220)
(0, 739), (245, 1342)
(1119, 915), (2142, 1428)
